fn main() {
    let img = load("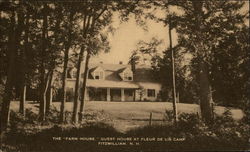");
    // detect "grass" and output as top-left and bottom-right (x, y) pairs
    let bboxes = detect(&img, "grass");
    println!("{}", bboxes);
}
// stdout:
(5, 101), (249, 152)
(10, 101), (244, 132)
(4, 108), (249, 152)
